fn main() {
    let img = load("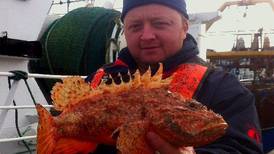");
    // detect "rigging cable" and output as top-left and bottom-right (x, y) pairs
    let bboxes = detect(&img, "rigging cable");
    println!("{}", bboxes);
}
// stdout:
(8, 71), (37, 154)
